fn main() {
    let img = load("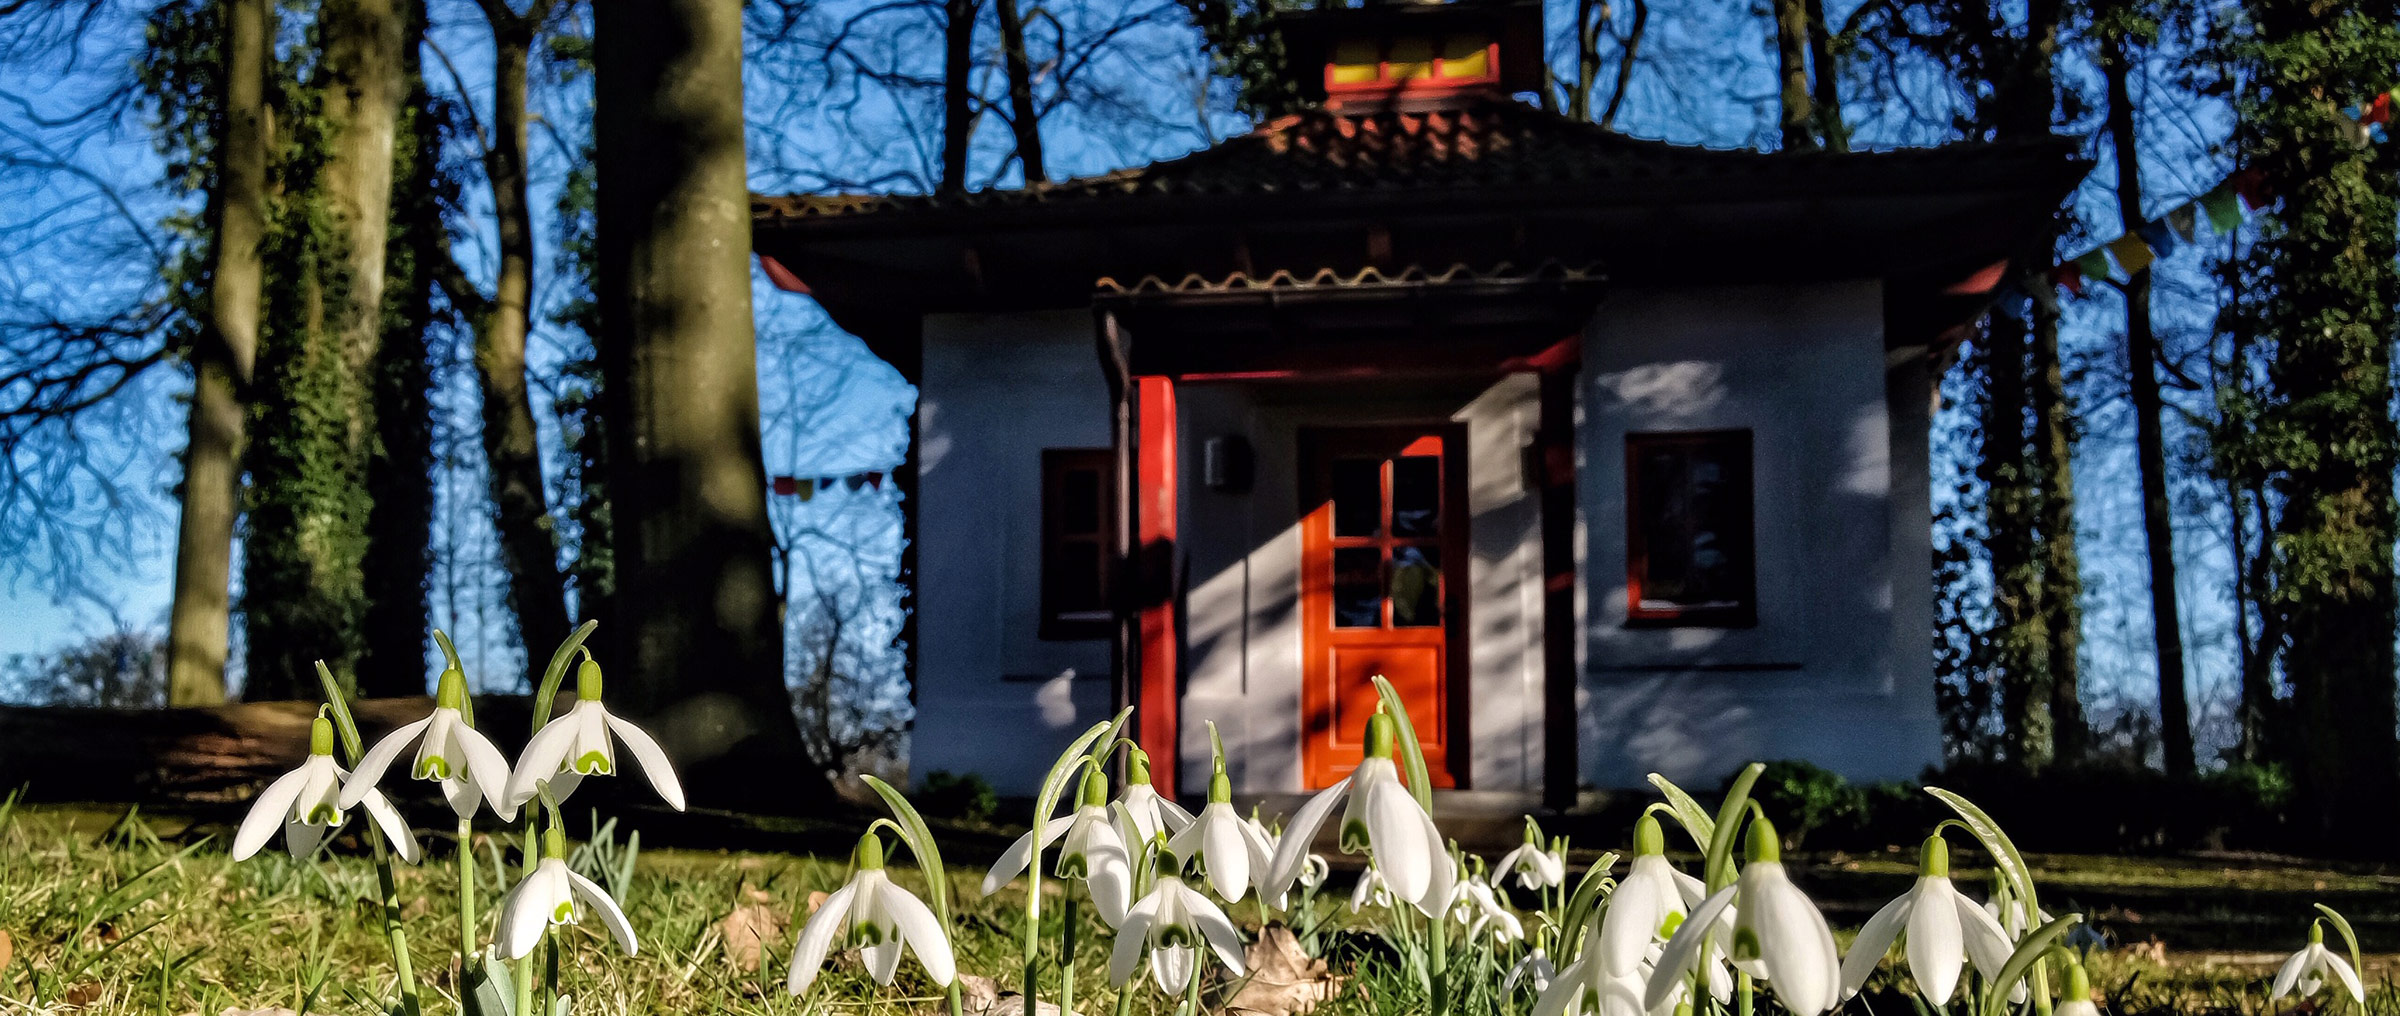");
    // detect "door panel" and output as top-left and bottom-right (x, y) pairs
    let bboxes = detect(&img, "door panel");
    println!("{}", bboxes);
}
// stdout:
(1300, 427), (1467, 790)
